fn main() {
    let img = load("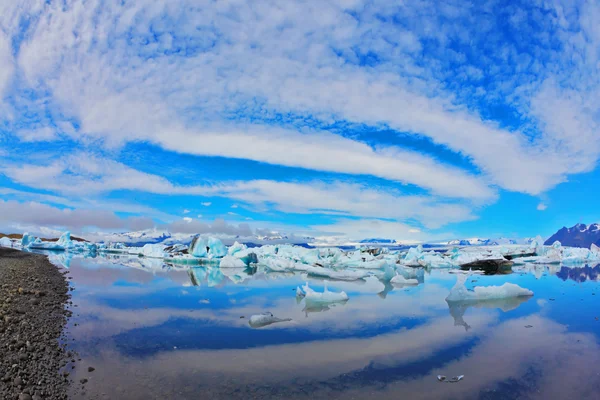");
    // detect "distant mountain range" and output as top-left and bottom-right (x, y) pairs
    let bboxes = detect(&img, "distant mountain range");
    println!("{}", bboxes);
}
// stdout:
(545, 223), (600, 248)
